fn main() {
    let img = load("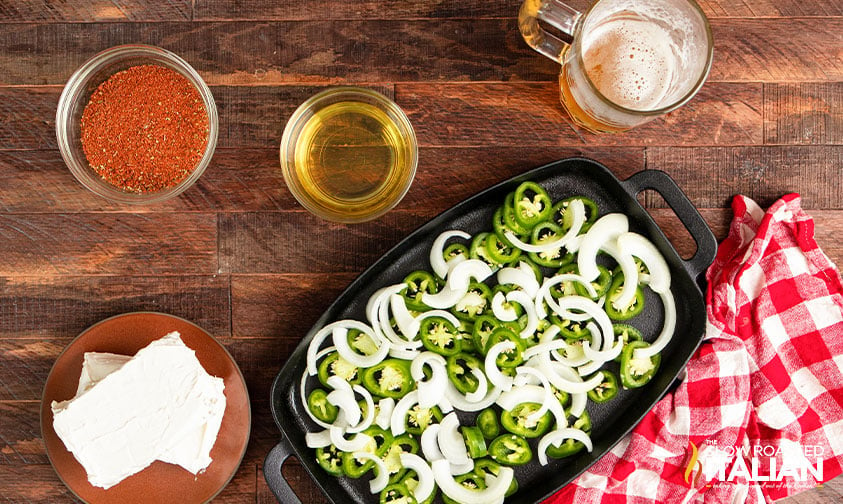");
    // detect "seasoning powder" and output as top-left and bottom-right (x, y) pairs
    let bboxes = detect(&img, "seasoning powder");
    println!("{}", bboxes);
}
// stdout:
(80, 65), (209, 193)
